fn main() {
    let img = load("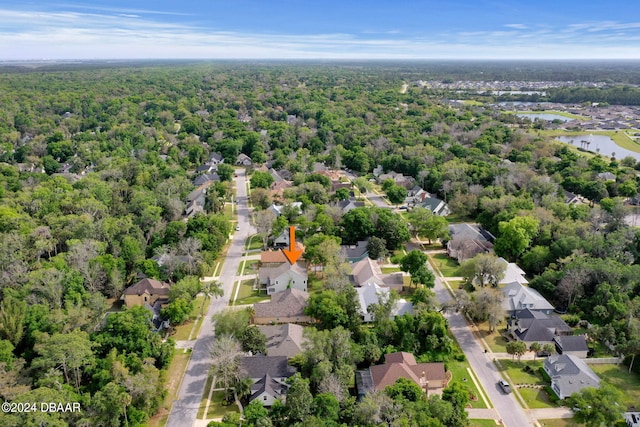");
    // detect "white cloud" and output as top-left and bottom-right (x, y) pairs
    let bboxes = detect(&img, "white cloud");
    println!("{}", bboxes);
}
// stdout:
(0, 9), (638, 60)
